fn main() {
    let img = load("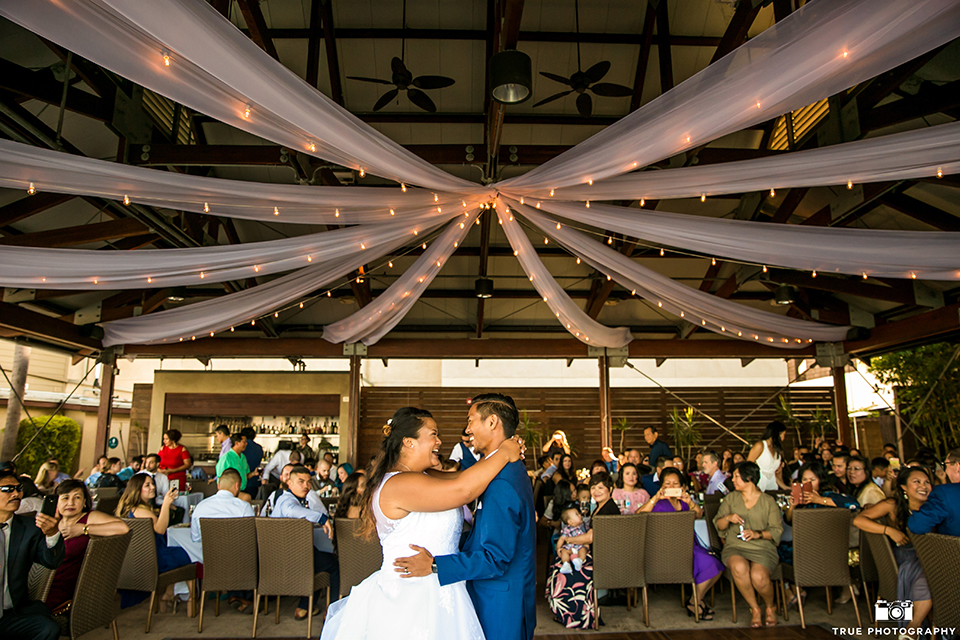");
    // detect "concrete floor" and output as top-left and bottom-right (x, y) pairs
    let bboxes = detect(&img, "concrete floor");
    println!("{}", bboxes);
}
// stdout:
(80, 583), (867, 639)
